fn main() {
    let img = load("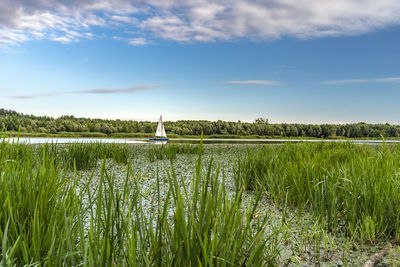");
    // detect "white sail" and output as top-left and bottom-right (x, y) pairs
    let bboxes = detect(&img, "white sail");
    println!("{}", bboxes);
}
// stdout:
(155, 115), (167, 137)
